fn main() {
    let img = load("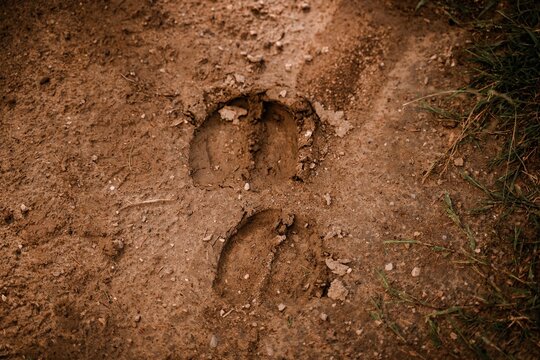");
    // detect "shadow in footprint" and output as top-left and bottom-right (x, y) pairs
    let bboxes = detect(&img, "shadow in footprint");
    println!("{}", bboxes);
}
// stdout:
(214, 209), (326, 307)
(189, 93), (319, 188)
